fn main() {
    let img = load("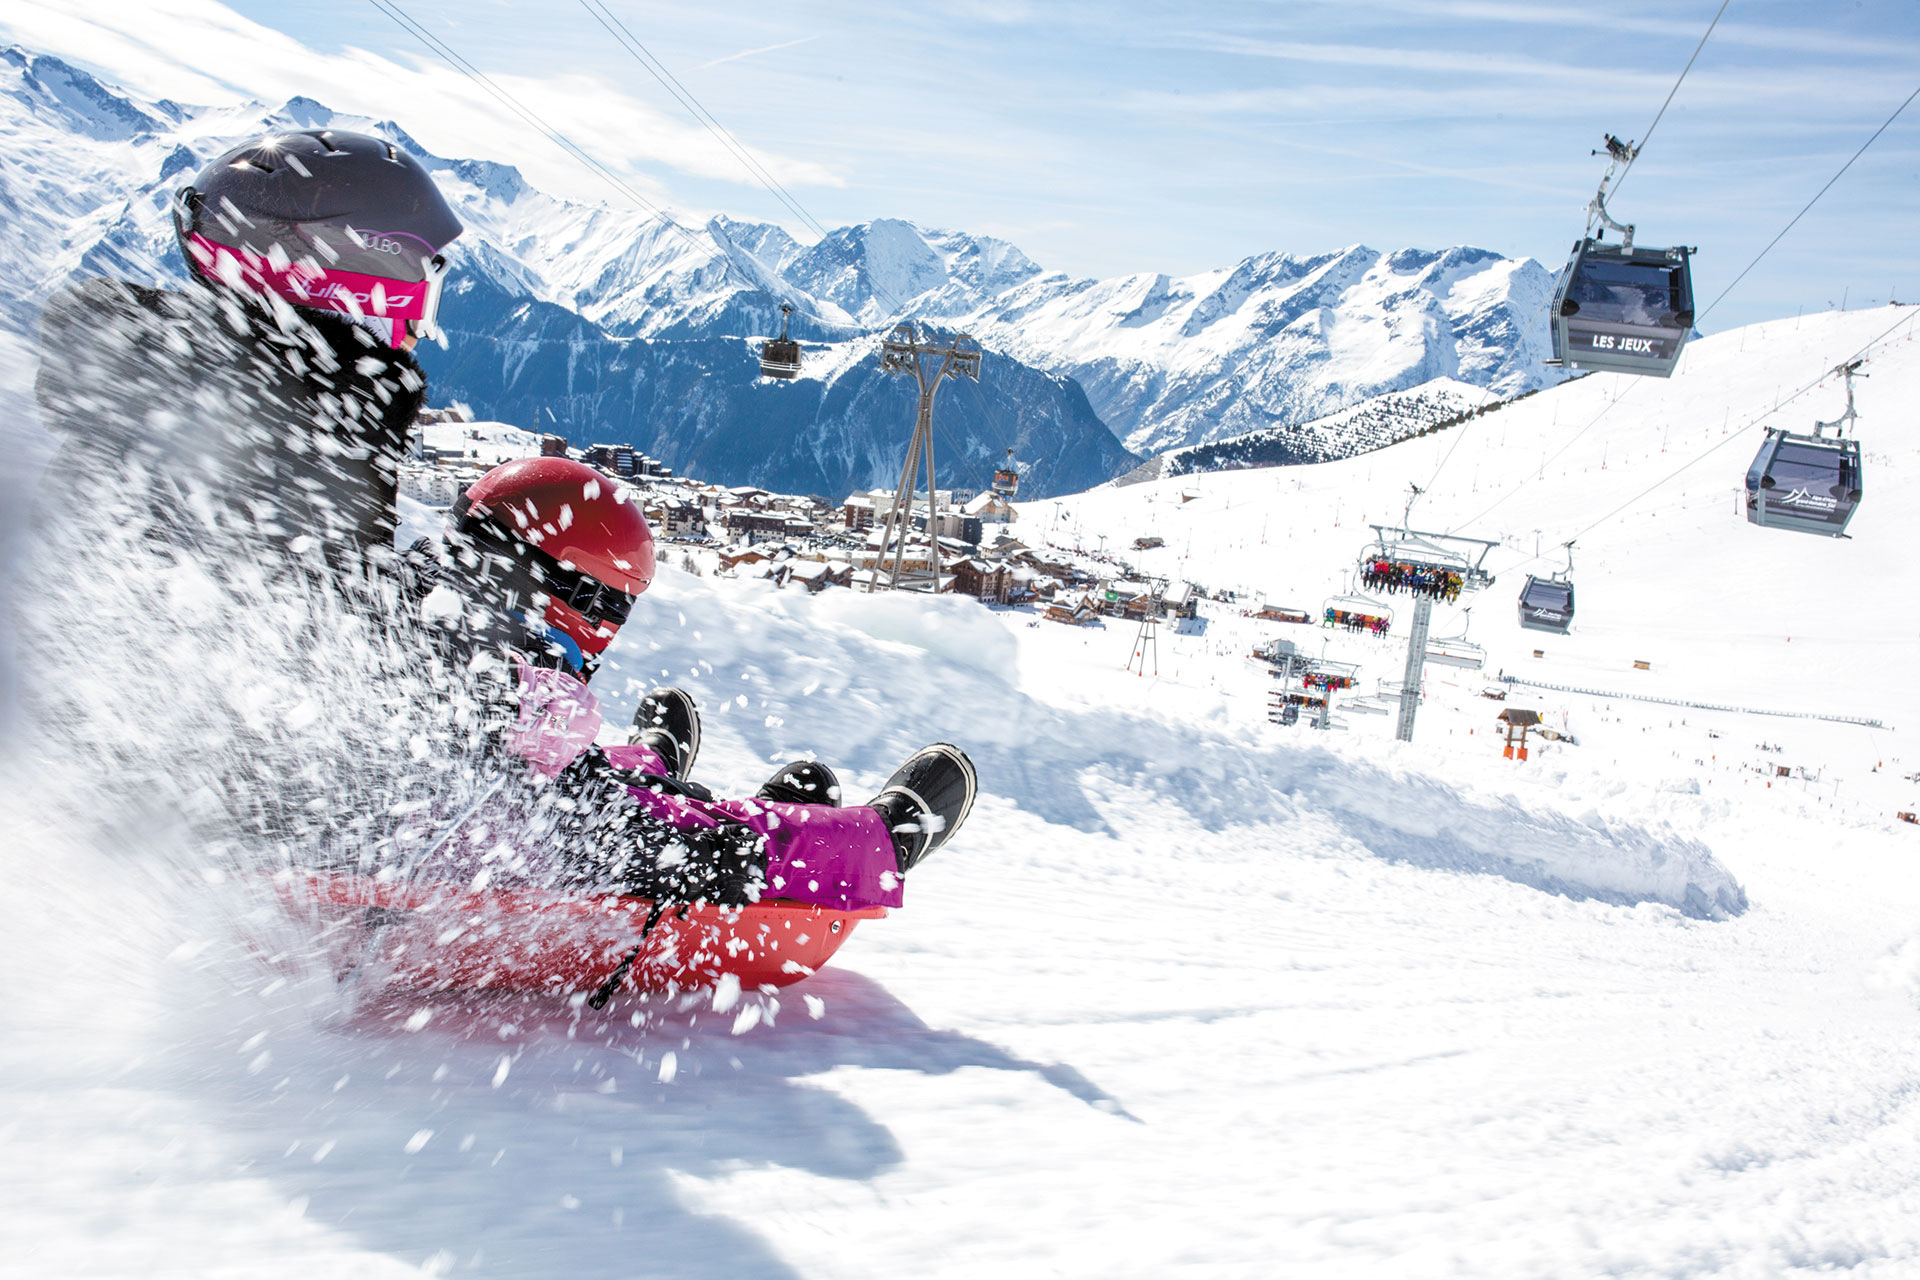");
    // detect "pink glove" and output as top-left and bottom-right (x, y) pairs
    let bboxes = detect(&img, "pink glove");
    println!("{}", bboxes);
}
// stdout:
(502, 659), (604, 776)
